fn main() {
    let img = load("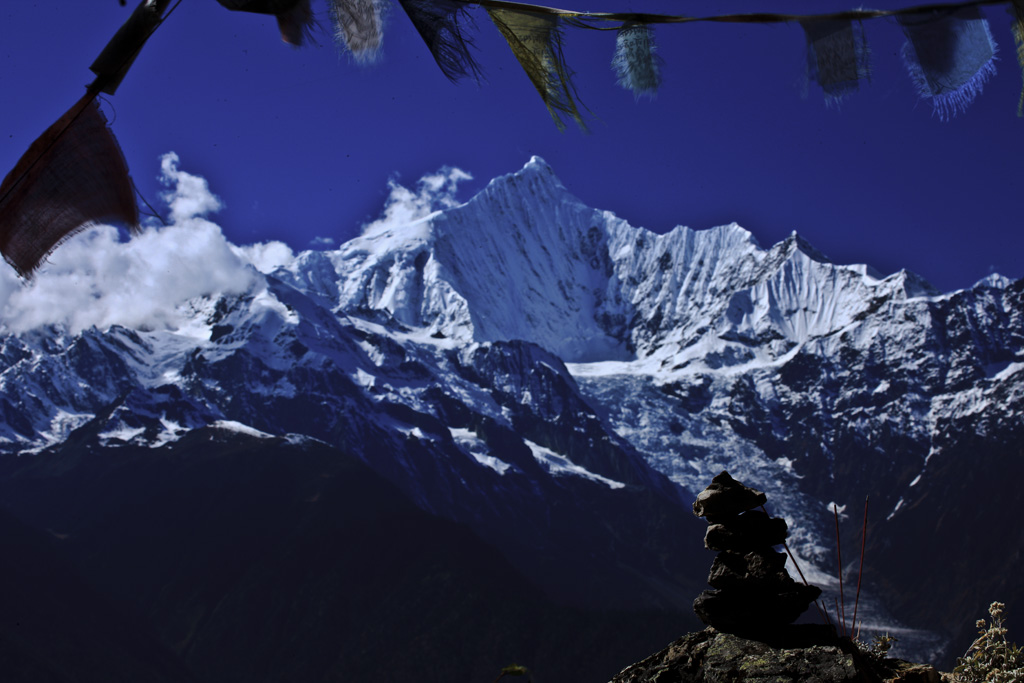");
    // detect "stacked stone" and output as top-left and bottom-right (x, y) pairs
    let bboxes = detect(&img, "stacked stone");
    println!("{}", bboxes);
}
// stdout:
(692, 471), (821, 635)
